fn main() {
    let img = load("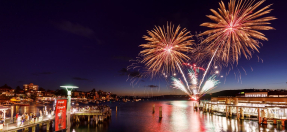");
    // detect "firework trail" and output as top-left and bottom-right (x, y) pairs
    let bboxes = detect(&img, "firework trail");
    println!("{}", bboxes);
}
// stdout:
(200, 75), (220, 95)
(172, 77), (192, 97)
(176, 62), (191, 94)
(171, 64), (220, 98)
(139, 22), (194, 78)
